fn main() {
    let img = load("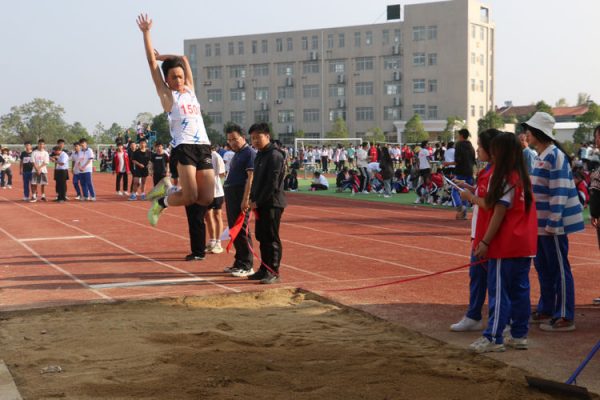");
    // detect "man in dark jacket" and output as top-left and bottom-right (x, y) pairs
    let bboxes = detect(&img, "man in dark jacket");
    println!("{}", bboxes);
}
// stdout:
(446, 129), (476, 219)
(248, 123), (287, 284)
